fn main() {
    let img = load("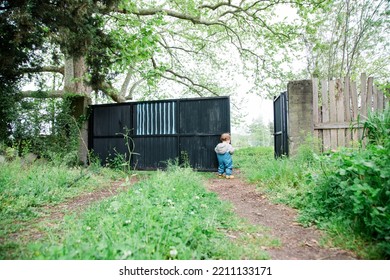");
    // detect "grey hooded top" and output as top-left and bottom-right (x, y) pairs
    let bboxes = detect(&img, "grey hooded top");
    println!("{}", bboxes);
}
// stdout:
(215, 143), (235, 155)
